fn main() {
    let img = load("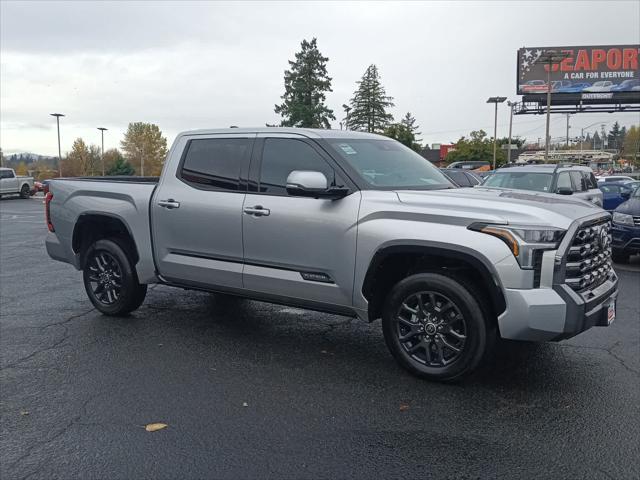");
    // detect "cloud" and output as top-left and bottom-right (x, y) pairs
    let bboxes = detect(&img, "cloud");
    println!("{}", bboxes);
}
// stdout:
(1, 1), (639, 155)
